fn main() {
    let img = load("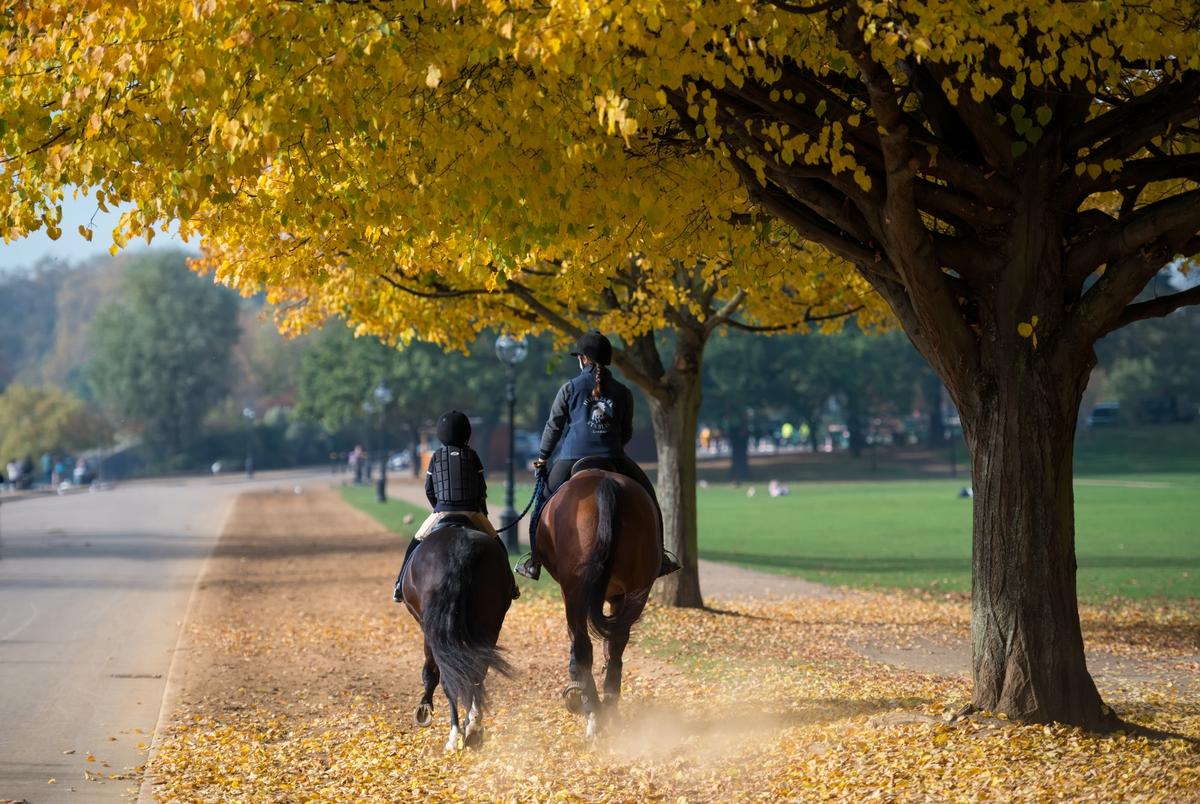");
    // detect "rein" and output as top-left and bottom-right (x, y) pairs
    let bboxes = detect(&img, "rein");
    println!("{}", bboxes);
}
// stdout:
(496, 473), (545, 533)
